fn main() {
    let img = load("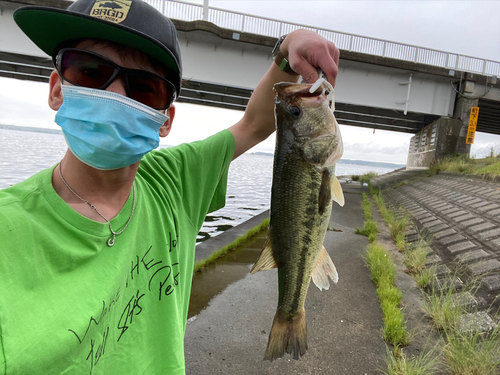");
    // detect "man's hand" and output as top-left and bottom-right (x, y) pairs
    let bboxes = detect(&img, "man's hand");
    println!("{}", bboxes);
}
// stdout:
(282, 29), (340, 87)
(229, 30), (339, 159)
